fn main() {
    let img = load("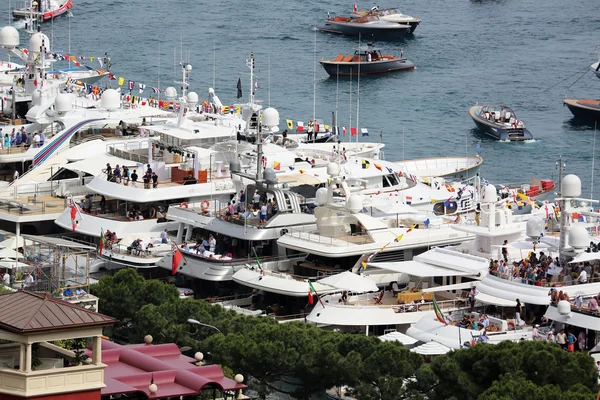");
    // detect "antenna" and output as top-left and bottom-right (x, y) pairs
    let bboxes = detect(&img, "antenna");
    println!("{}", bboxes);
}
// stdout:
(157, 40), (161, 102)
(349, 68), (352, 144)
(356, 33), (360, 147)
(313, 28), (317, 143)
(268, 55), (271, 108)
(592, 122), (597, 199)
(212, 41), (216, 90)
